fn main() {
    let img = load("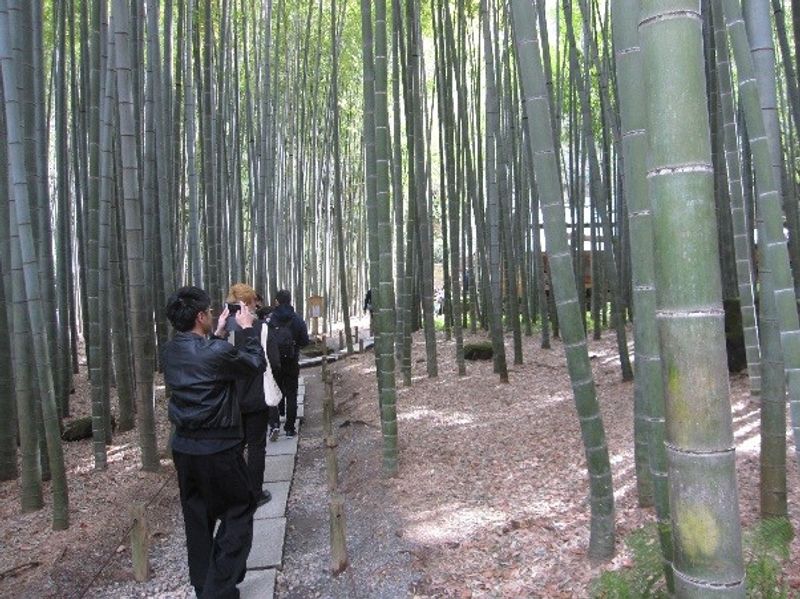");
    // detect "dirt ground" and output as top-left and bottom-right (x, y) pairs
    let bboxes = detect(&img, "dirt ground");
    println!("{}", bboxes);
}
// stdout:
(1, 327), (798, 598)
(279, 327), (800, 598)
(0, 367), (181, 599)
